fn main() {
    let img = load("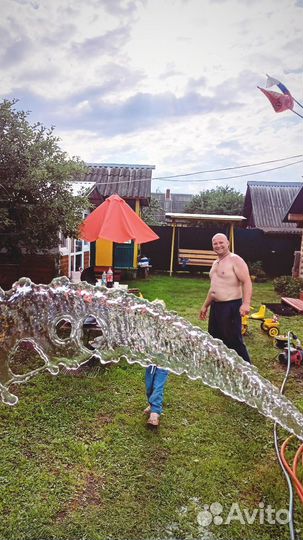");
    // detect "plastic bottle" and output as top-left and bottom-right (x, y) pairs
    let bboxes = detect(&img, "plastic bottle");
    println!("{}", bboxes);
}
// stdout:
(101, 271), (107, 286)
(106, 267), (113, 288)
